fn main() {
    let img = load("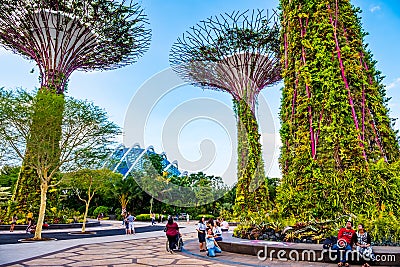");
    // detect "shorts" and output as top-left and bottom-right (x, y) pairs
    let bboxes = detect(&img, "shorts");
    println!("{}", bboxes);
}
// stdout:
(11, 222), (16, 225)
(129, 222), (134, 230)
(198, 231), (206, 243)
